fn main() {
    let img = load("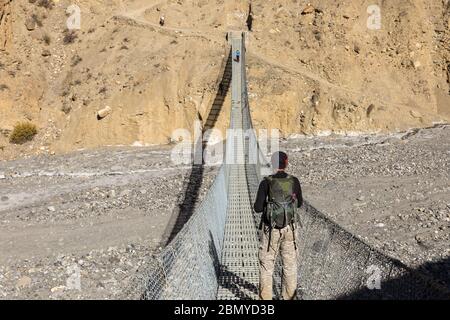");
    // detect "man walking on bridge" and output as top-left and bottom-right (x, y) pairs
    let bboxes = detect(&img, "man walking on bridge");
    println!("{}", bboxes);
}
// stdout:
(254, 151), (303, 300)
